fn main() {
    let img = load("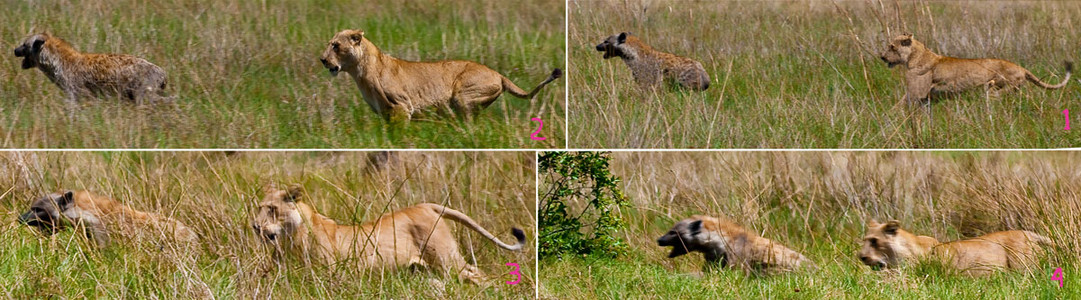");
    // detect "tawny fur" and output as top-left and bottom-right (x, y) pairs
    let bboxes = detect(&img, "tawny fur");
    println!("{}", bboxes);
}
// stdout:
(251, 185), (526, 284)
(657, 215), (811, 274)
(13, 33), (170, 104)
(595, 32), (710, 91)
(319, 29), (562, 121)
(859, 219), (1053, 276)
(879, 33), (1071, 104)
(18, 190), (197, 248)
